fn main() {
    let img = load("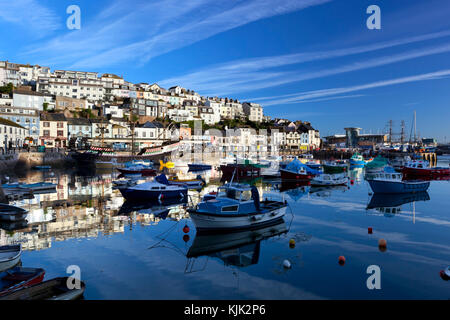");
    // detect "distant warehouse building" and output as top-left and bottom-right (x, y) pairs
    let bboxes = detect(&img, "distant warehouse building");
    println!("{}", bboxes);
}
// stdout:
(324, 127), (387, 149)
